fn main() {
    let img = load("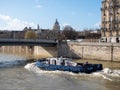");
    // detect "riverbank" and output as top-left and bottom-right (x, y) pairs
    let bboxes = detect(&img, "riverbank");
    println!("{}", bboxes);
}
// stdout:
(58, 42), (120, 62)
(1, 42), (120, 62)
